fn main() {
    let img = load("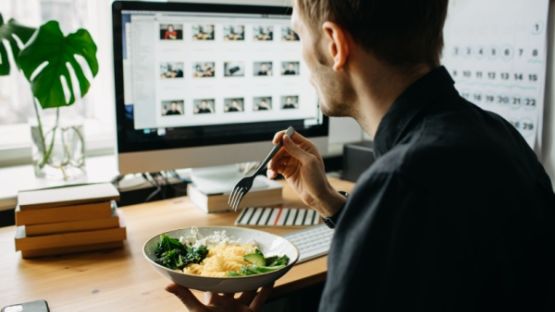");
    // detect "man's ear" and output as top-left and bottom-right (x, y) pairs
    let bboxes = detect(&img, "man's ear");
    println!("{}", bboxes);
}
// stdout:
(322, 21), (350, 72)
